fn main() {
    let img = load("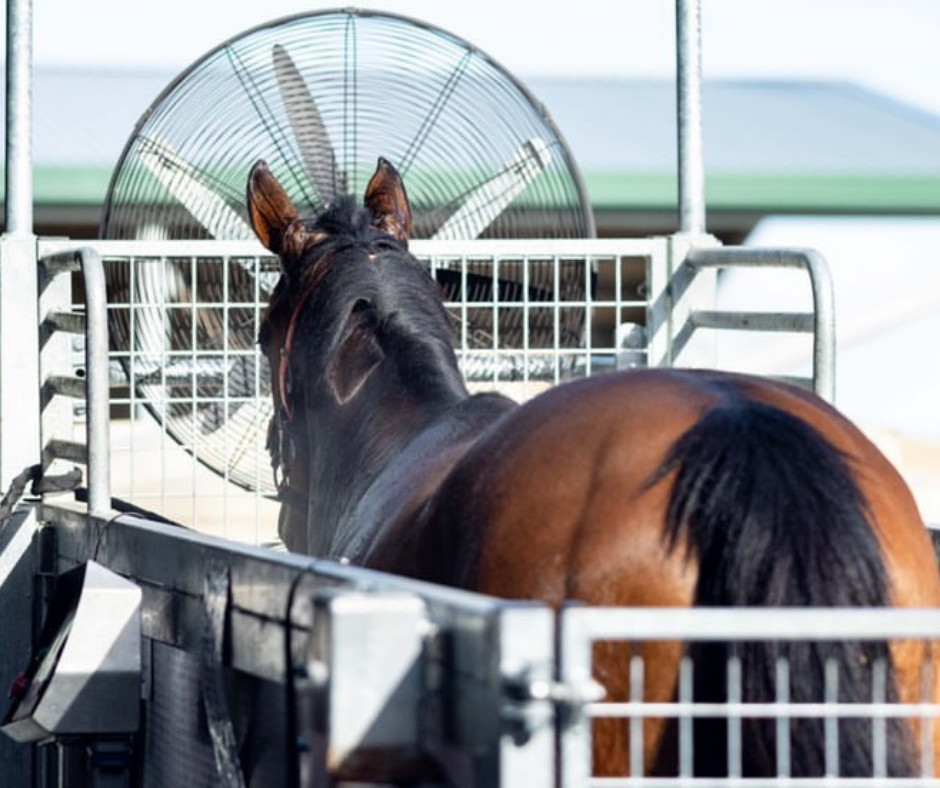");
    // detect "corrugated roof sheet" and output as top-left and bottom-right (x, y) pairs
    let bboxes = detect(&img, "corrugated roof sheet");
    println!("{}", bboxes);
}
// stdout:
(3, 69), (940, 212)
